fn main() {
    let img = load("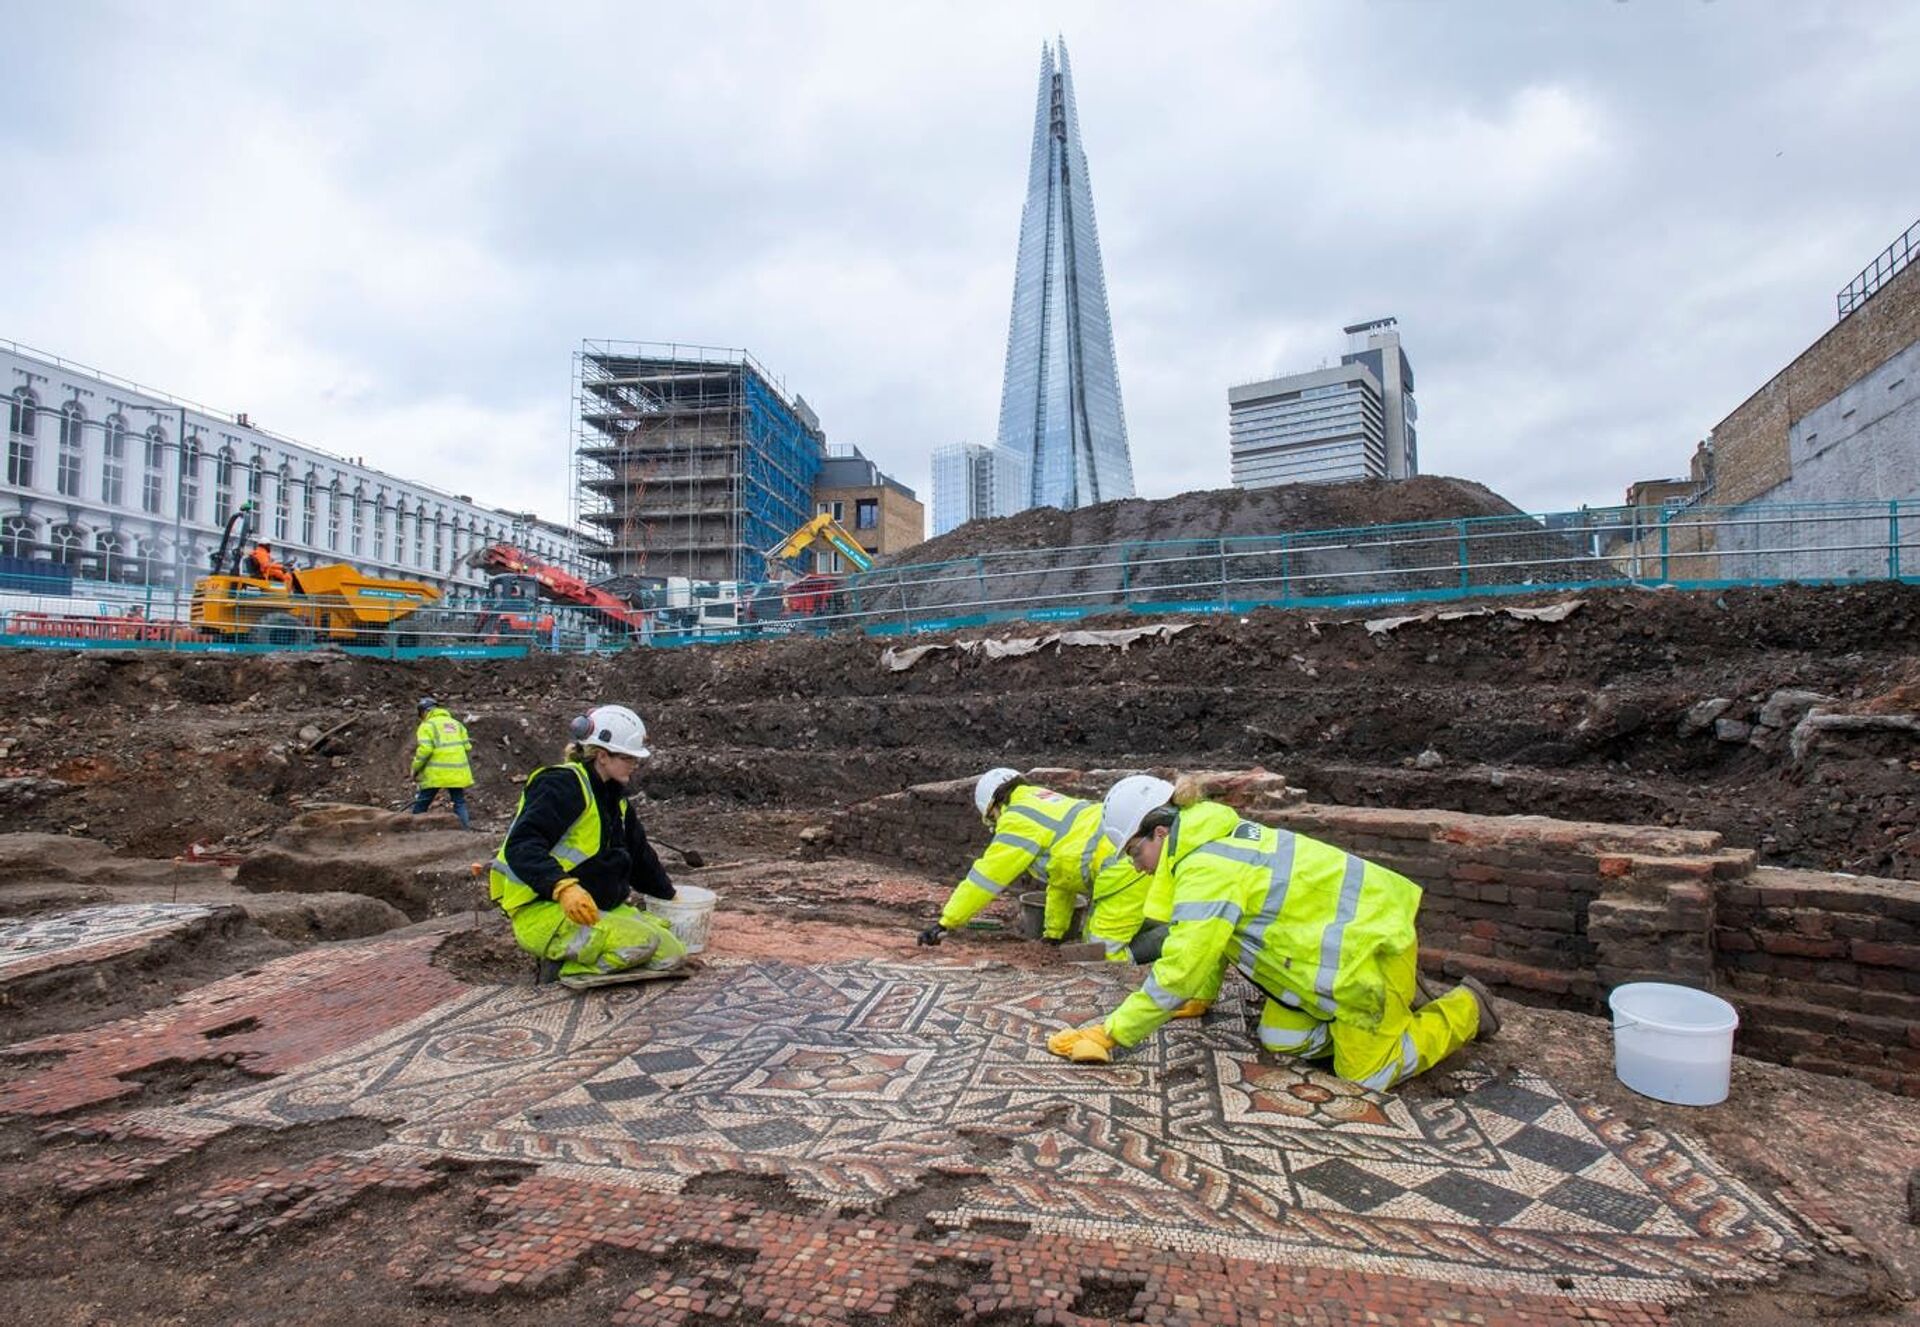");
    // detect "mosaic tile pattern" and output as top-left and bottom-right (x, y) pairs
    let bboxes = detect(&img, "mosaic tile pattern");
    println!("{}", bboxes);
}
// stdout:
(0, 903), (214, 980)
(130, 958), (1805, 1299)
